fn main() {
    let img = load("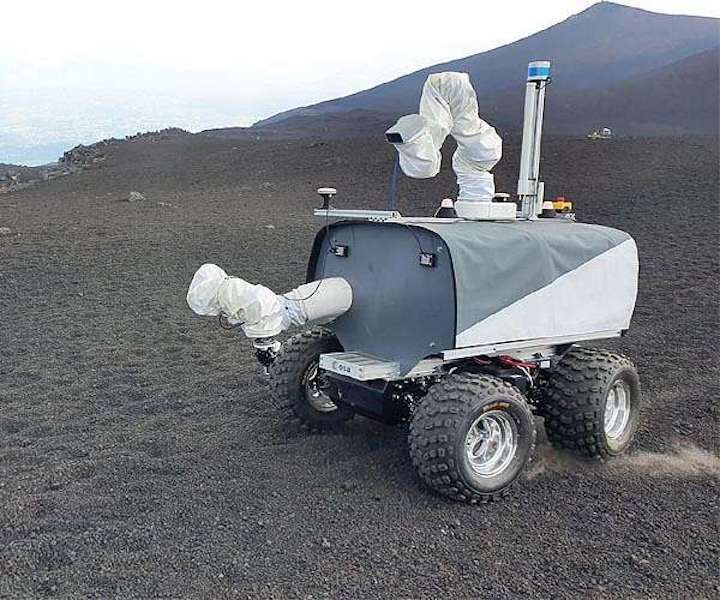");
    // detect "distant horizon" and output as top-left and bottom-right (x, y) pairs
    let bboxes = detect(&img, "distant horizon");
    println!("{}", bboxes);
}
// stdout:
(2, 0), (719, 166)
